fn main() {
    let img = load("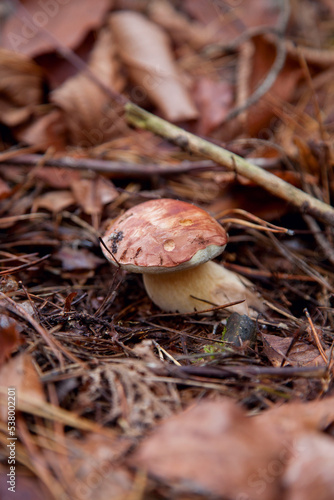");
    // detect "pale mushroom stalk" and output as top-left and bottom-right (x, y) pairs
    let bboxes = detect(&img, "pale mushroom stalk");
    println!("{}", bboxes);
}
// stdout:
(143, 260), (260, 315)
